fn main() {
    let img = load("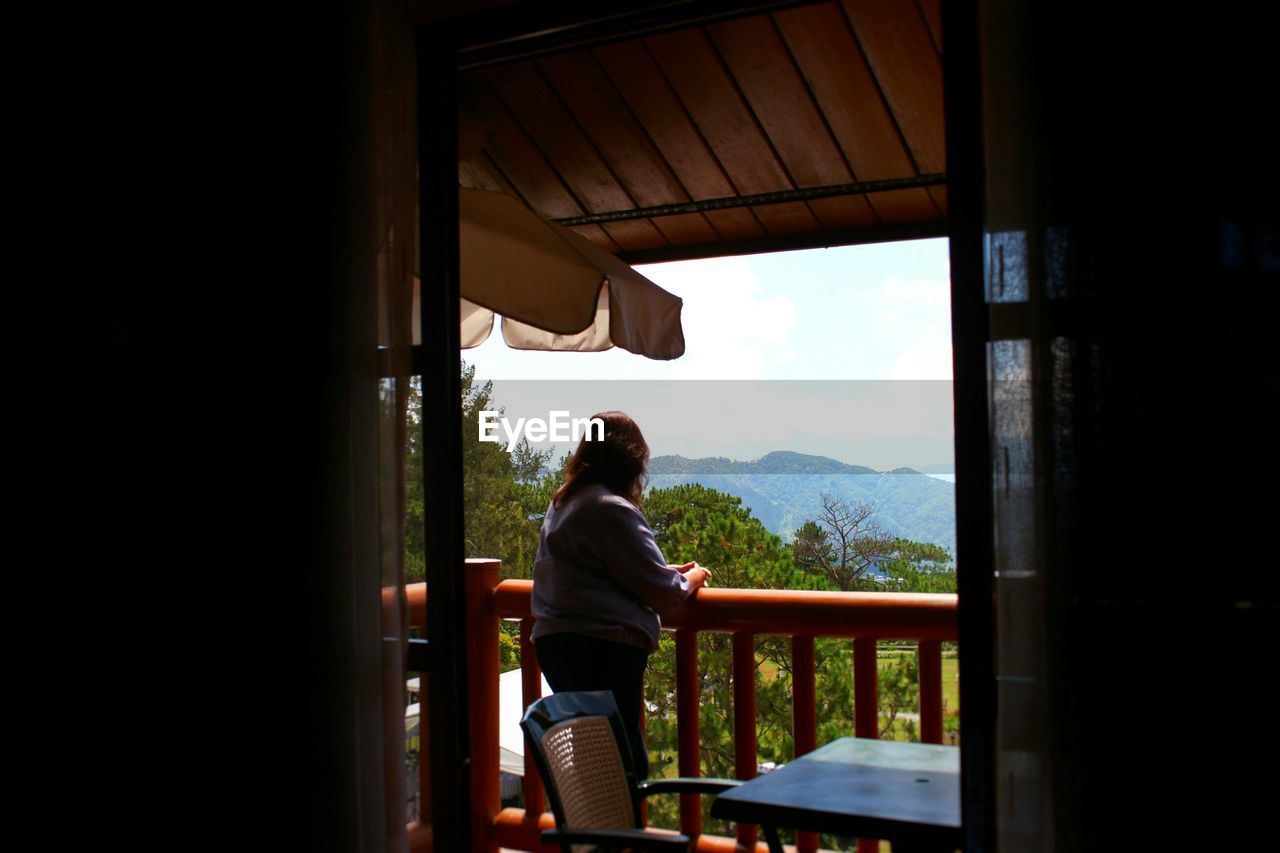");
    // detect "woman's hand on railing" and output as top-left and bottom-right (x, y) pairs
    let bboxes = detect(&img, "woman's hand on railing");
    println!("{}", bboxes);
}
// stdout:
(679, 563), (712, 591)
